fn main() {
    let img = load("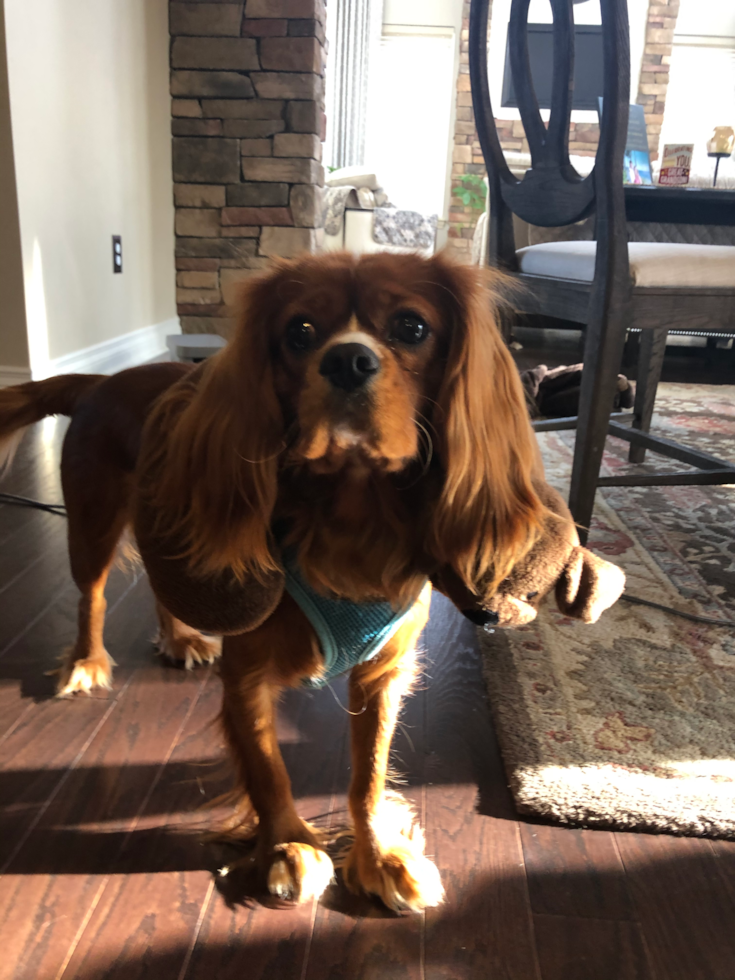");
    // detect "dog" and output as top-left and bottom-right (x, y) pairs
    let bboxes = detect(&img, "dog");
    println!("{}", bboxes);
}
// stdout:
(0, 251), (546, 911)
